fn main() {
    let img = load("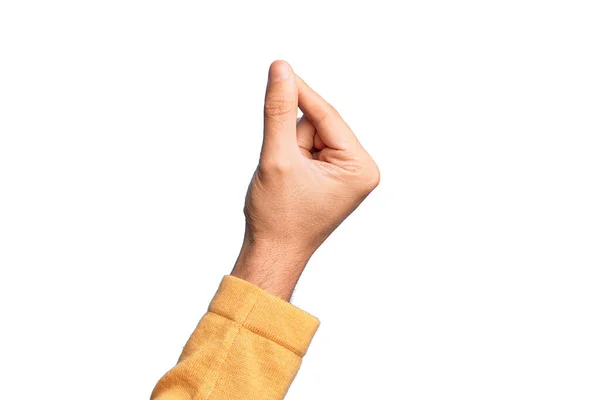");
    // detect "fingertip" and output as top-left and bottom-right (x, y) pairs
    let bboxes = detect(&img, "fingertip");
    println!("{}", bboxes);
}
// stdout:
(268, 60), (293, 82)
(294, 73), (307, 90)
